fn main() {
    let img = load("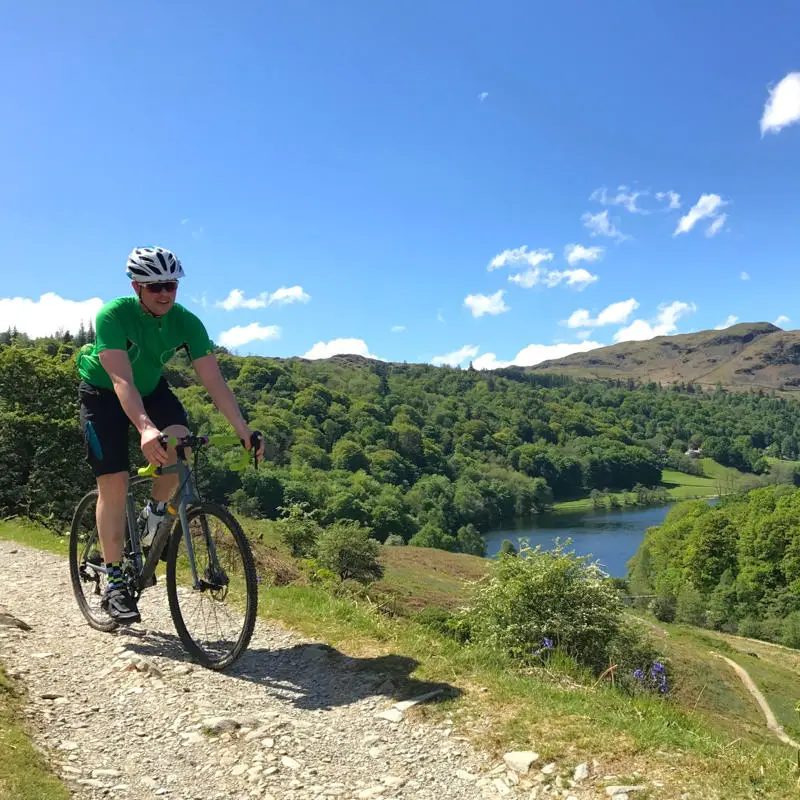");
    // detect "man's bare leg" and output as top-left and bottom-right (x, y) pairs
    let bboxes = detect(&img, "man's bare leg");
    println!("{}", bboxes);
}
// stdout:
(95, 470), (140, 622)
(96, 471), (128, 563)
(149, 423), (190, 504)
